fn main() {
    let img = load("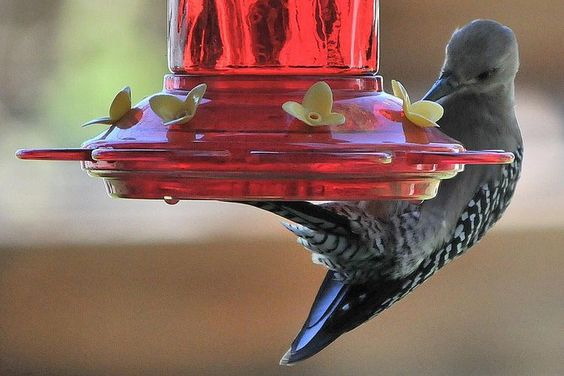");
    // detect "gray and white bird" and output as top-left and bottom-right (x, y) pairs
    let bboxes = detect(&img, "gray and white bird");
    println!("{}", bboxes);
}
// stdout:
(247, 19), (523, 365)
